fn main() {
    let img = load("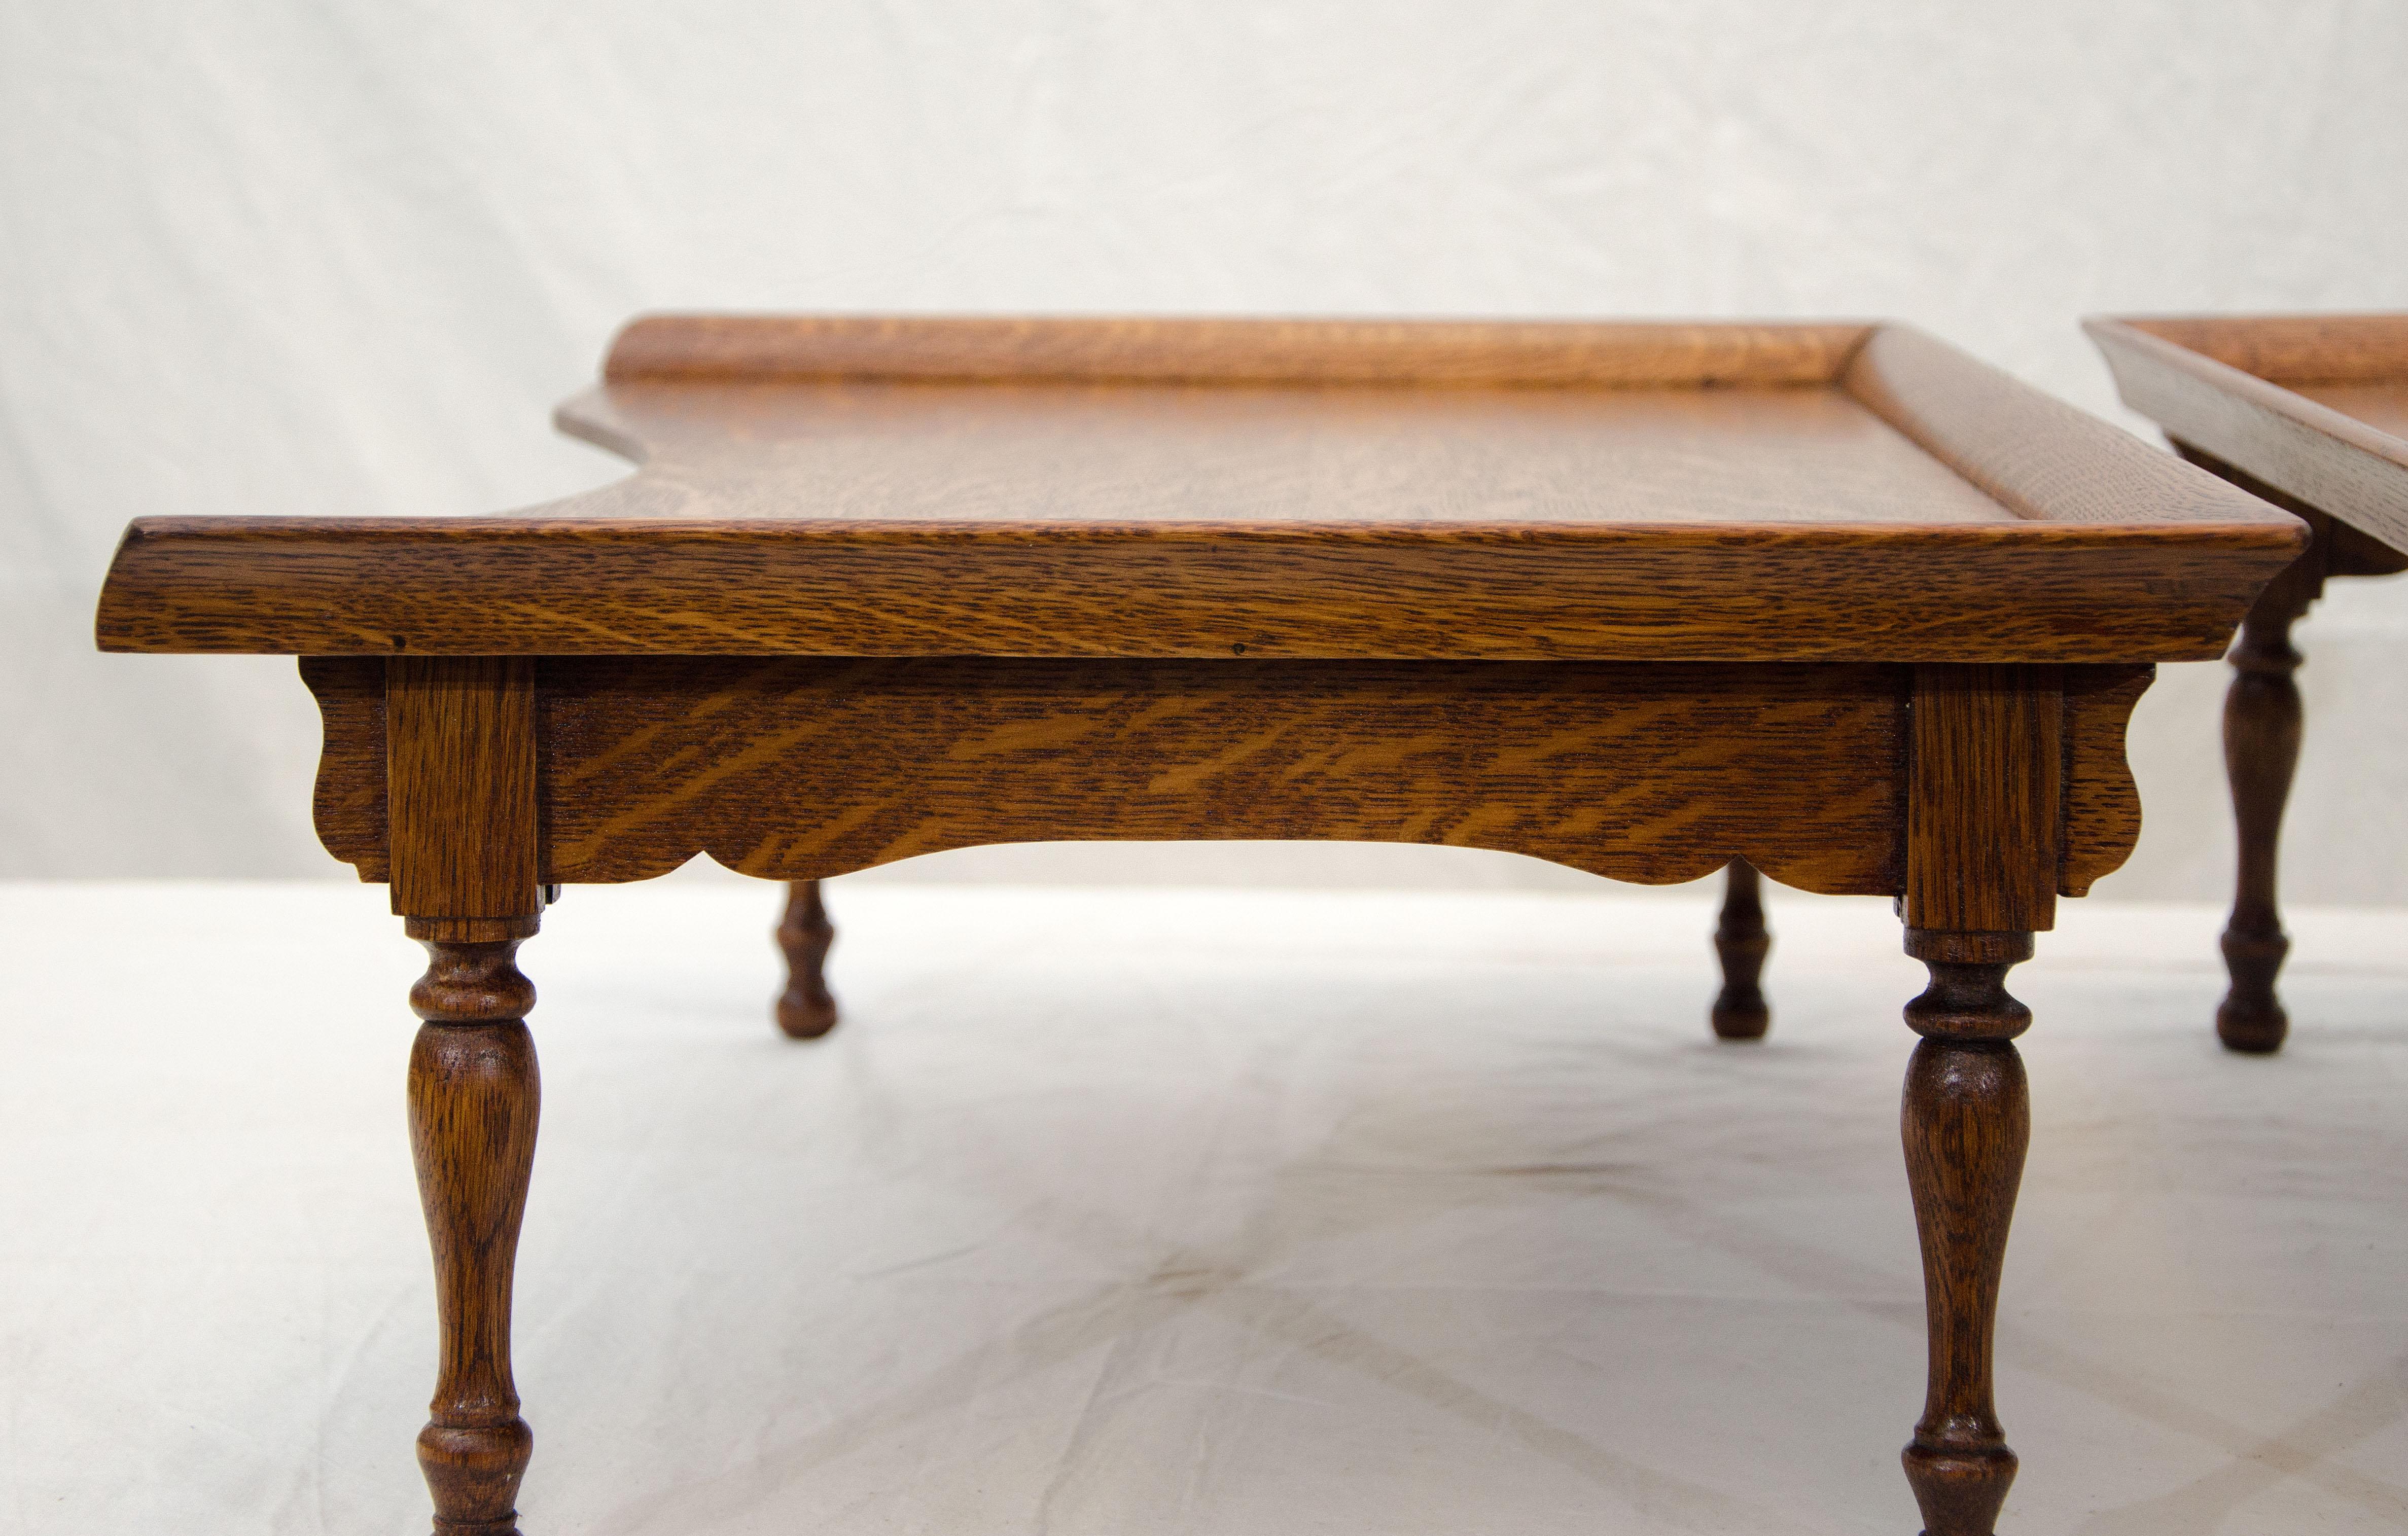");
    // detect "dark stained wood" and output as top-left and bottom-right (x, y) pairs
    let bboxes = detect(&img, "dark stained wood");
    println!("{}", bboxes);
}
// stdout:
(96, 317), (2300, 663)
(1904, 666), (2062, 935)
(2169, 449), (2340, 1056)
(2057, 664), (2153, 898)
(2328, 519), (2408, 579)
(530, 657), (1906, 895)
(774, 881), (838, 1040)
(2088, 314), (2408, 555)
(2097, 315), (2408, 1053)
(386, 657), (539, 934)
(1889, 665), (2057, 1533)
(409, 937), (540, 1536)
(1709, 860), (1772, 1041)
(1899, 926), (2032, 1536)
(2215, 550), (2319, 1054)
(1891, 661), (2059, 1532)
